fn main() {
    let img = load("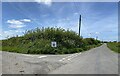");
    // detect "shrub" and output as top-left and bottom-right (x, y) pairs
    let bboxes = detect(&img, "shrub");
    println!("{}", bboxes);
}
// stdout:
(62, 48), (69, 54)
(76, 48), (84, 52)
(2, 27), (101, 54)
